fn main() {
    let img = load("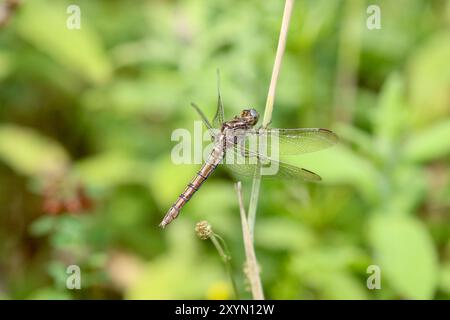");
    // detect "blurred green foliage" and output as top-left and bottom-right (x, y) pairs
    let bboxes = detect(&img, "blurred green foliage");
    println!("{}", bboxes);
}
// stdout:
(0, 0), (449, 299)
